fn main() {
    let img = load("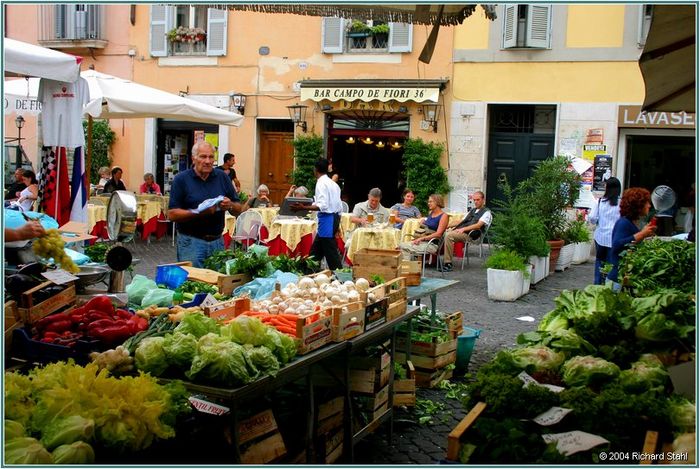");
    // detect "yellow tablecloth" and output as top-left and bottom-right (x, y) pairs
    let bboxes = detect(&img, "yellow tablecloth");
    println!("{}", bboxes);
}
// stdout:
(347, 226), (401, 263)
(265, 218), (317, 251)
(250, 206), (280, 227)
(340, 213), (355, 237)
(137, 194), (169, 213)
(224, 212), (237, 236)
(90, 195), (112, 206)
(400, 212), (466, 241)
(136, 200), (163, 223)
(87, 204), (107, 233)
